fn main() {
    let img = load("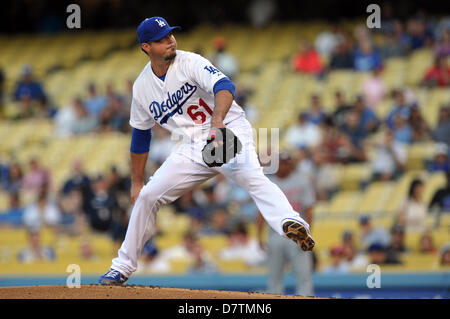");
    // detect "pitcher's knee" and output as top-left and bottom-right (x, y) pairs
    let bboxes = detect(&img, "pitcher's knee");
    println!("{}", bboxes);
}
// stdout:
(138, 186), (164, 206)
(139, 184), (177, 206)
